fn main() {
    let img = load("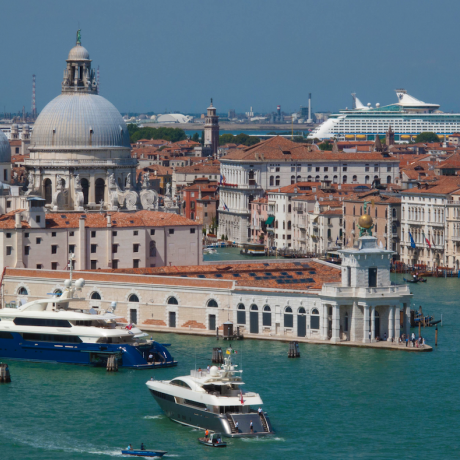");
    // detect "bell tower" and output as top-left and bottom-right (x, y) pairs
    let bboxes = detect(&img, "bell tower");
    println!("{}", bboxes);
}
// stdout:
(204, 99), (219, 156)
